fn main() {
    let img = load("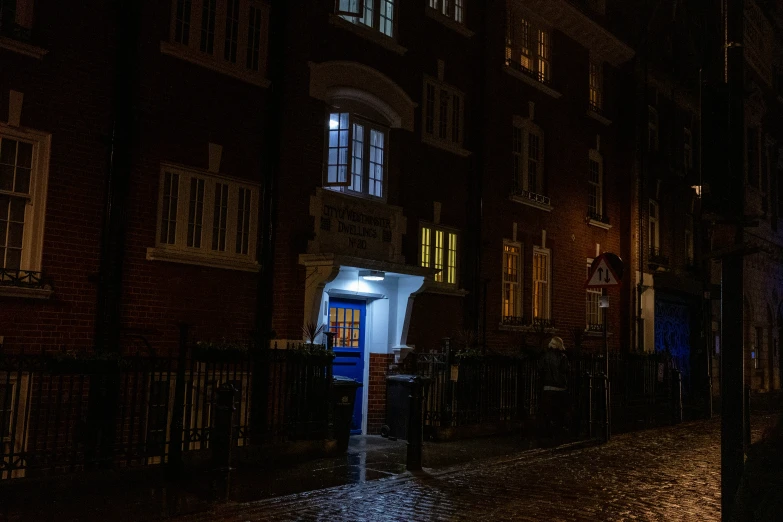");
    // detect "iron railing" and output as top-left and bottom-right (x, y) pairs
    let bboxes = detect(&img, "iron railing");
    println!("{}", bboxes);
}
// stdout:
(0, 342), (335, 480)
(649, 247), (669, 266)
(510, 186), (551, 206)
(0, 269), (46, 289)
